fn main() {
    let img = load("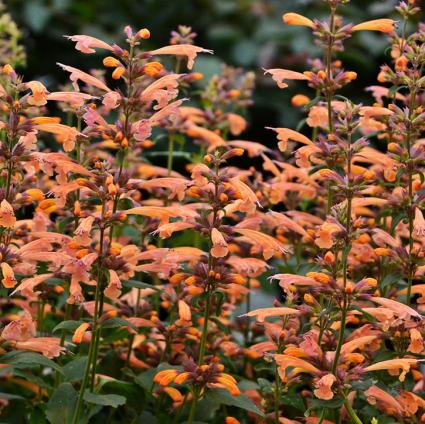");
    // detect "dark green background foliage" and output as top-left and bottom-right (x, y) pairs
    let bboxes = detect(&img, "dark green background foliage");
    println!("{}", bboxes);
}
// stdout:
(5, 0), (423, 143)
